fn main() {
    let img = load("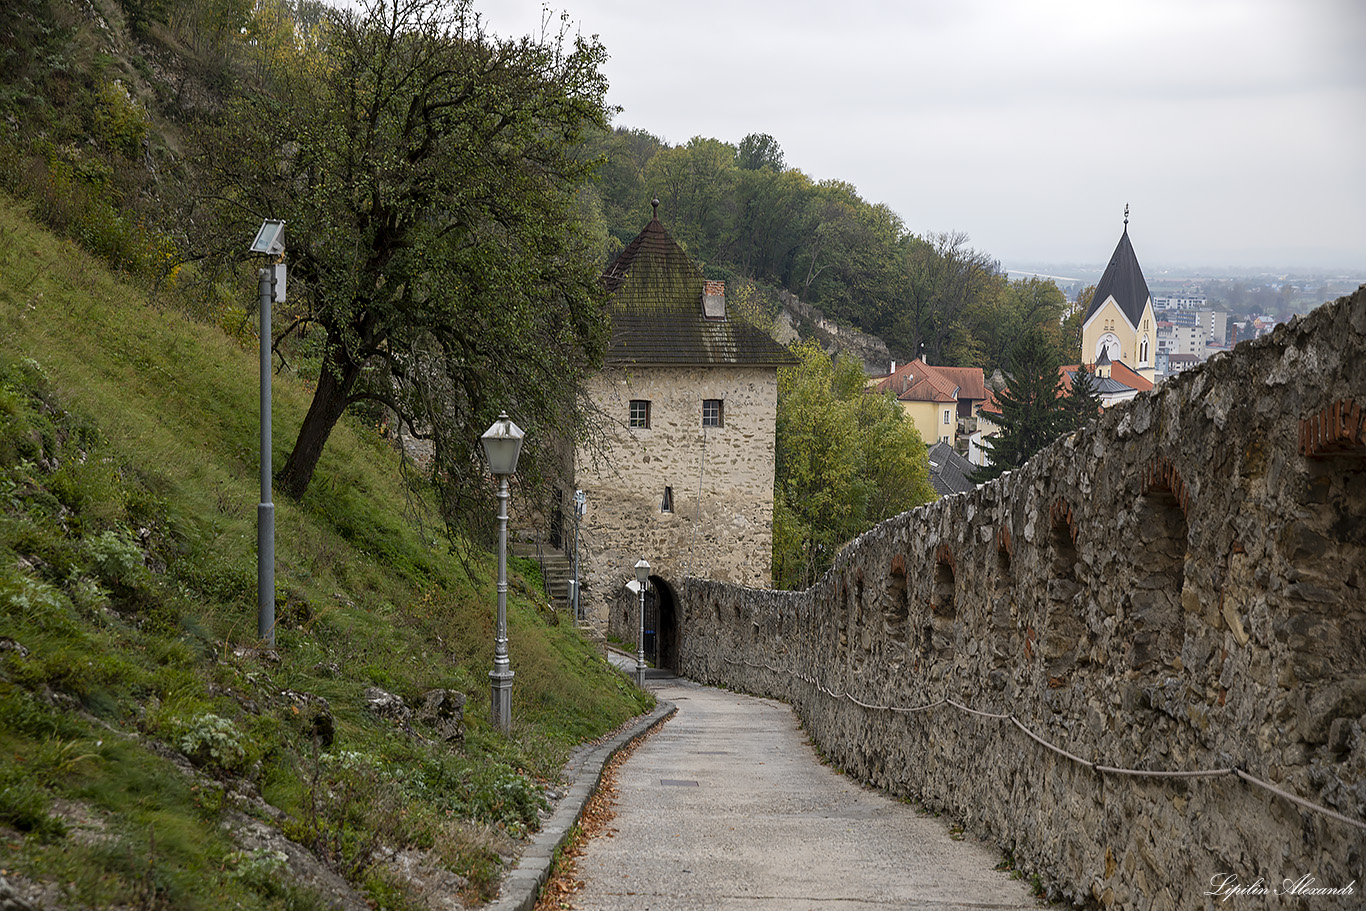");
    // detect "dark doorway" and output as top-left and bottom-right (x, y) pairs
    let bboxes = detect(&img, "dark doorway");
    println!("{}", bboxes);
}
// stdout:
(650, 576), (680, 673)
(549, 488), (564, 550)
